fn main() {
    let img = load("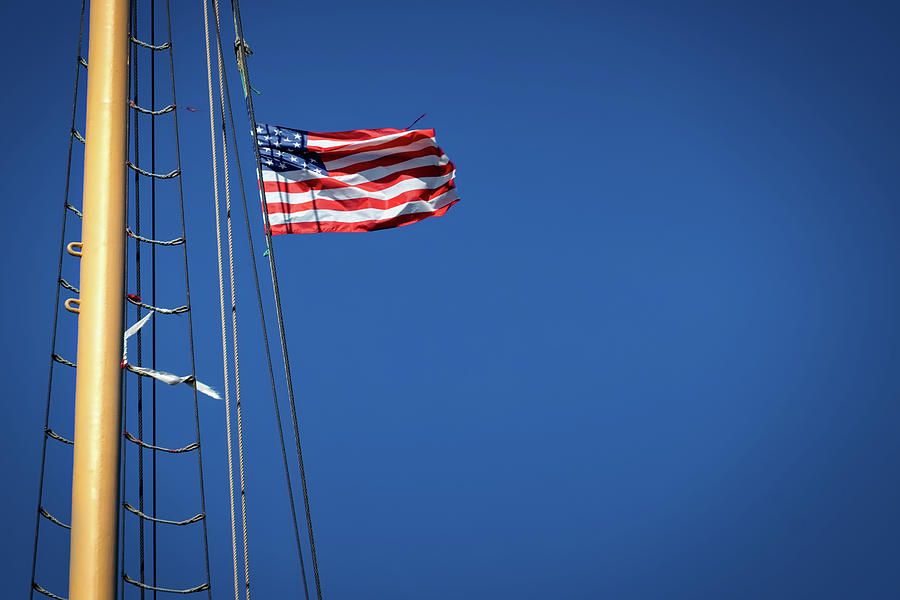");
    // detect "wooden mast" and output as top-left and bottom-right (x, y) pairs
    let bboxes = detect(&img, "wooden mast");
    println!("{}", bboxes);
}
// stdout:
(68, 1), (130, 598)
